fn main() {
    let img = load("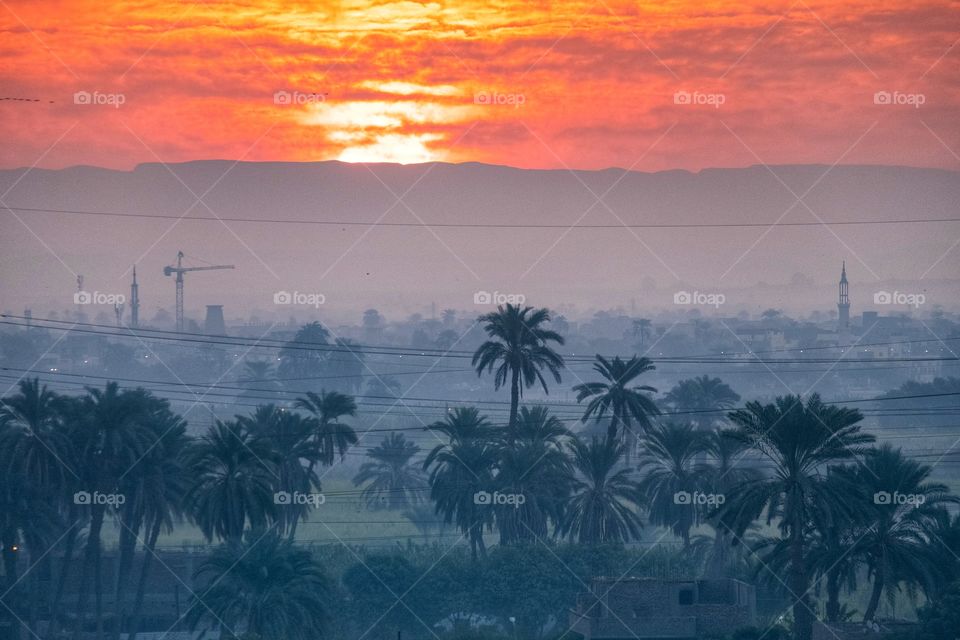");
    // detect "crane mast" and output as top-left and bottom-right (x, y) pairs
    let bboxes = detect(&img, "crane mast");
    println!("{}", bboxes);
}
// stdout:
(163, 251), (234, 332)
